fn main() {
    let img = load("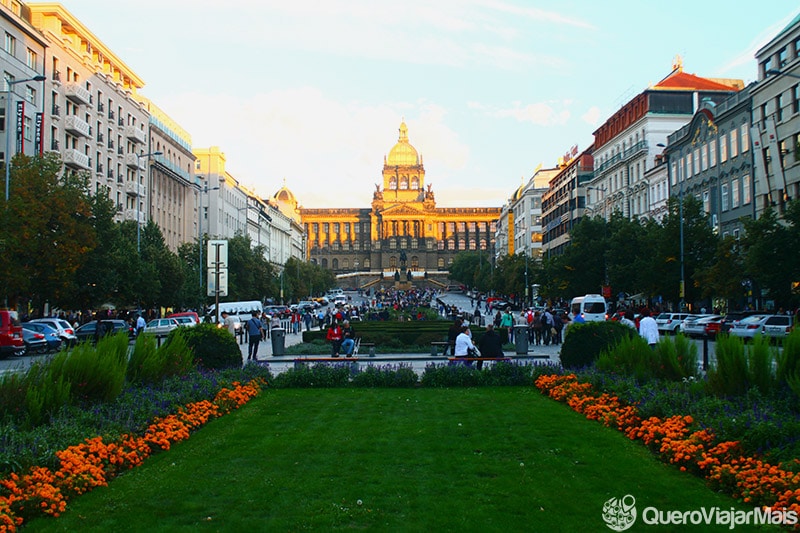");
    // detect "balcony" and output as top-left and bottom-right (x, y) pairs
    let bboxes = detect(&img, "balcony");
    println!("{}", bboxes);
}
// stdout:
(107, 139), (114, 150)
(123, 209), (146, 224)
(96, 162), (104, 174)
(124, 125), (146, 144)
(62, 149), (90, 170)
(117, 146), (124, 156)
(64, 115), (91, 138)
(118, 117), (125, 127)
(107, 169), (114, 180)
(125, 153), (140, 169)
(52, 70), (61, 84)
(64, 83), (91, 107)
(108, 109), (115, 120)
(96, 132), (104, 145)
(97, 101), (105, 113)
(125, 181), (145, 197)
(49, 139), (60, 152)
(50, 104), (60, 118)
